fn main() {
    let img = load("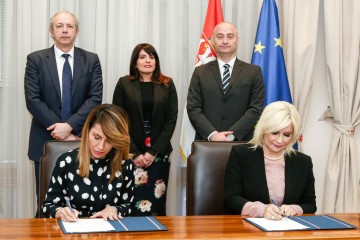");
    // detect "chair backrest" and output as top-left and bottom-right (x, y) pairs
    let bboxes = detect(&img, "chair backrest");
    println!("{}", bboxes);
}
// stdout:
(186, 140), (243, 215)
(39, 140), (80, 215)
